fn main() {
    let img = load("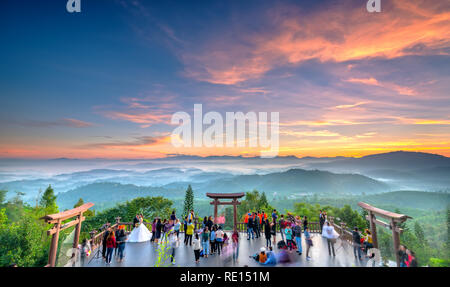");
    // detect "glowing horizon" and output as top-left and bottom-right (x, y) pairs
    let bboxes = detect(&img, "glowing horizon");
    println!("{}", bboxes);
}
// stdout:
(1, 0), (449, 159)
